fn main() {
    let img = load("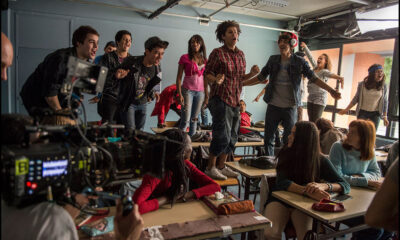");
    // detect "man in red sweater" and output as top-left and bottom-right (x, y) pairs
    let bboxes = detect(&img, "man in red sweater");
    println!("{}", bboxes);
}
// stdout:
(151, 84), (182, 128)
